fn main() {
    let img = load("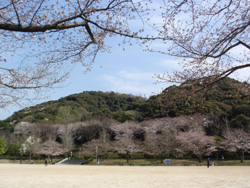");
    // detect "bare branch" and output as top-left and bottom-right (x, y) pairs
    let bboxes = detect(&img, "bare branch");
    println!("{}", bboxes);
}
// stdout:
(29, 0), (46, 26)
(0, 21), (87, 32)
(11, 0), (21, 25)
